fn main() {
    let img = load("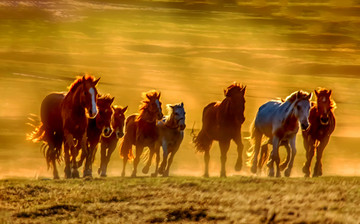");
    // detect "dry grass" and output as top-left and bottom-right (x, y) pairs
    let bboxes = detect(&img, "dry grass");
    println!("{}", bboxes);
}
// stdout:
(0, 176), (359, 223)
